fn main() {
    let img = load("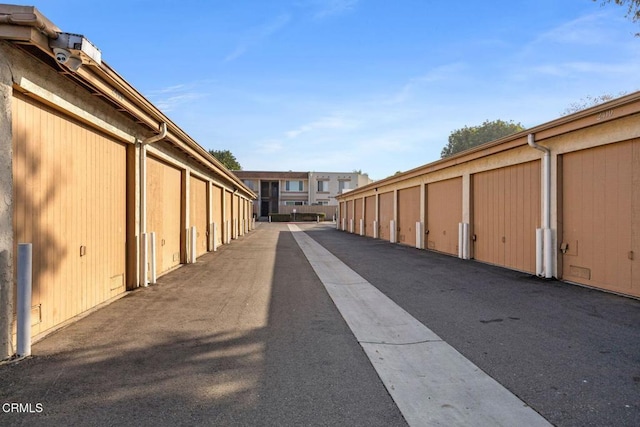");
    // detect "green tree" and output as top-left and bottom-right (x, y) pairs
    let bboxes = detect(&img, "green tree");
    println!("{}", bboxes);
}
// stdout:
(594, 0), (640, 34)
(440, 119), (525, 158)
(208, 149), (242, 170)
(561, 92), (628, 116)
